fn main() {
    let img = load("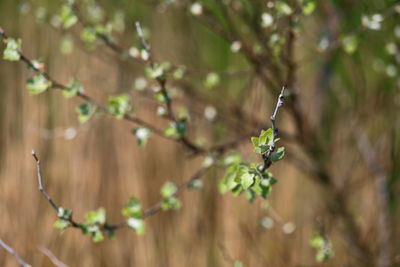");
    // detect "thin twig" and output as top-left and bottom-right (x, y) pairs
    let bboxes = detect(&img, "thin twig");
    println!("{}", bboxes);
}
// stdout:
(39, 247), (69, 267)
(0, 239), (31, 267)
(32, 150), (80, 228)
(260, 87), (285, 172)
